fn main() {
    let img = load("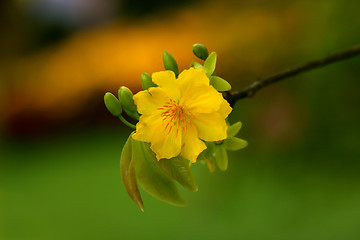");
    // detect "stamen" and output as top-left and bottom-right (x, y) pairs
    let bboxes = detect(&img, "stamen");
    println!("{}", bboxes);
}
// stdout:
(158, 99), (195, 136)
